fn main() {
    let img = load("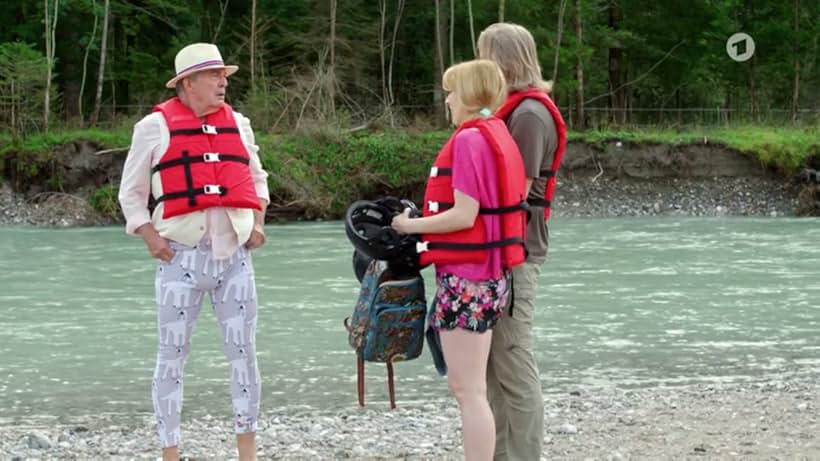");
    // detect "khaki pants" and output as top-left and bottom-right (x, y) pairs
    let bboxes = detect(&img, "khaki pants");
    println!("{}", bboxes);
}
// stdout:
(487, 262), (544, 461)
